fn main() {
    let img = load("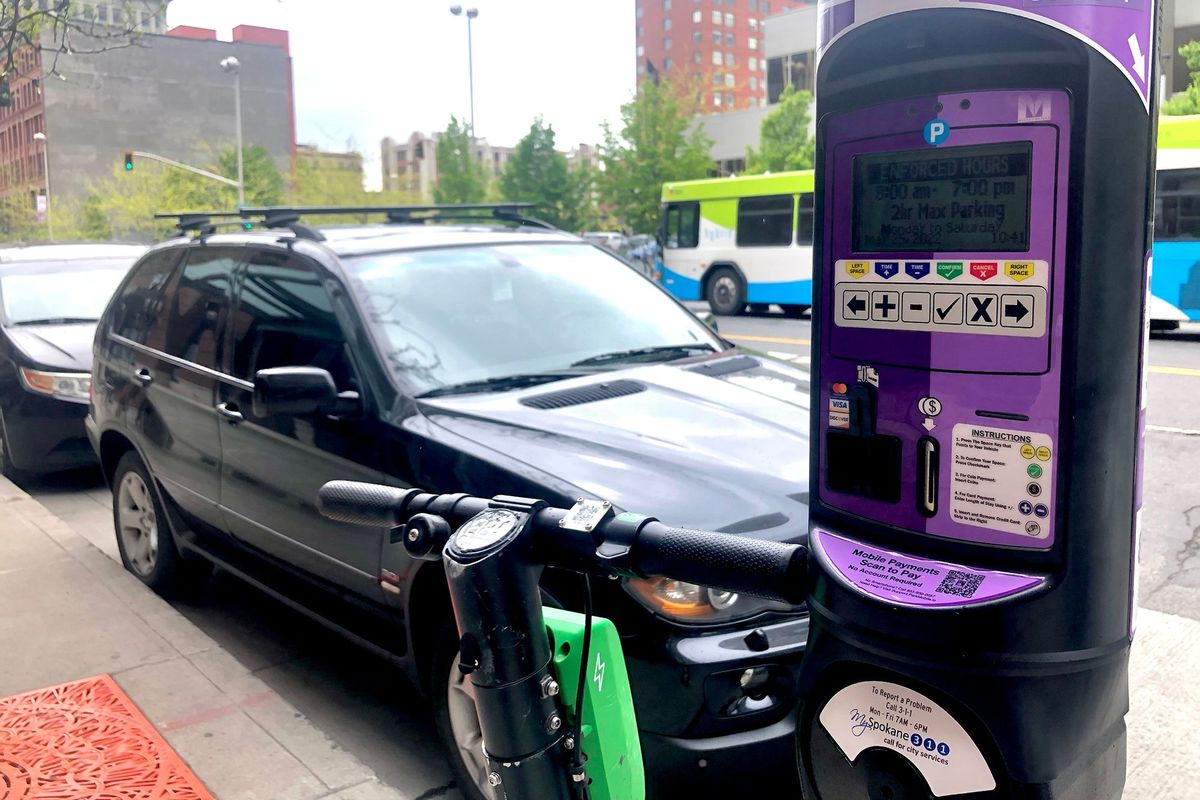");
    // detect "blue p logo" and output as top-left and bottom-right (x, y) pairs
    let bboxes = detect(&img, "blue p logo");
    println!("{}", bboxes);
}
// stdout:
(923, 119), (950, 146)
